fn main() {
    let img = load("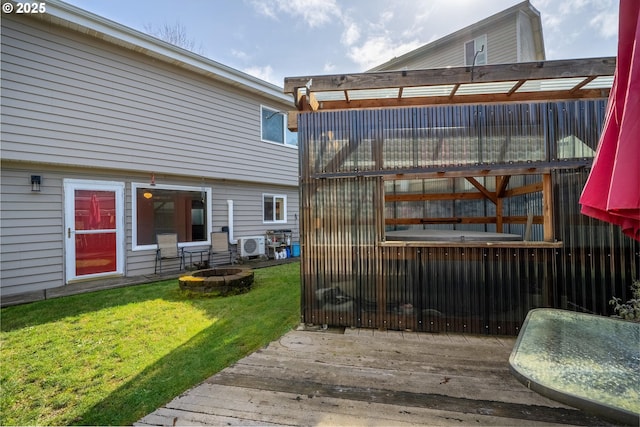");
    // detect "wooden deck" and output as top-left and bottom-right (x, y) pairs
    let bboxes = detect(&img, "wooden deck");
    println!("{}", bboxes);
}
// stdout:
(136, 327), (613, 426)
